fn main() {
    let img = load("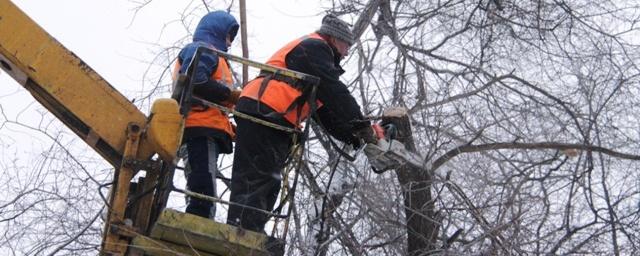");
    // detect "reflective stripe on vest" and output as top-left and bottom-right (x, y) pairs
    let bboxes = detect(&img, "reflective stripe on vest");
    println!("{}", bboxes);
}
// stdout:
(172, 55), (235, 138)
(240, 33), (324, 126)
